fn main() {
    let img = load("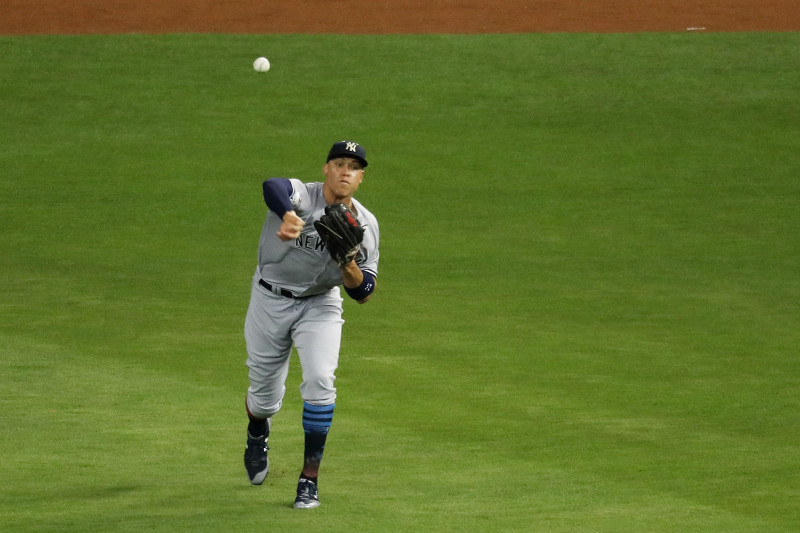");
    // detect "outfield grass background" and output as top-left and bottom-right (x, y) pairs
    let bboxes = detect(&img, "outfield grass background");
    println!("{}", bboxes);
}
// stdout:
(1, 32), (798, 531)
